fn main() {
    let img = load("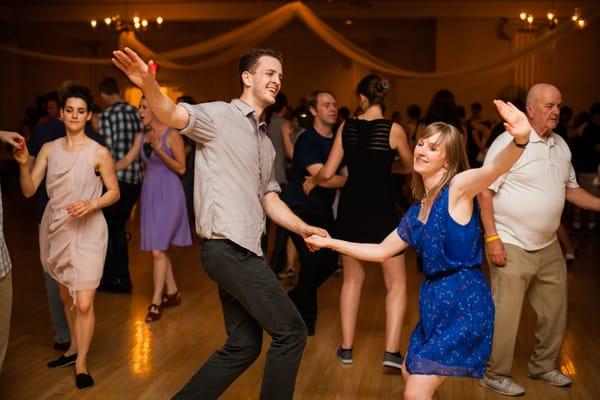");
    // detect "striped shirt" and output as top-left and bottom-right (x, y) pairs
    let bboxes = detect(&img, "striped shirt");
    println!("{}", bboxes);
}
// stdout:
(99, 101), (142, 184)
